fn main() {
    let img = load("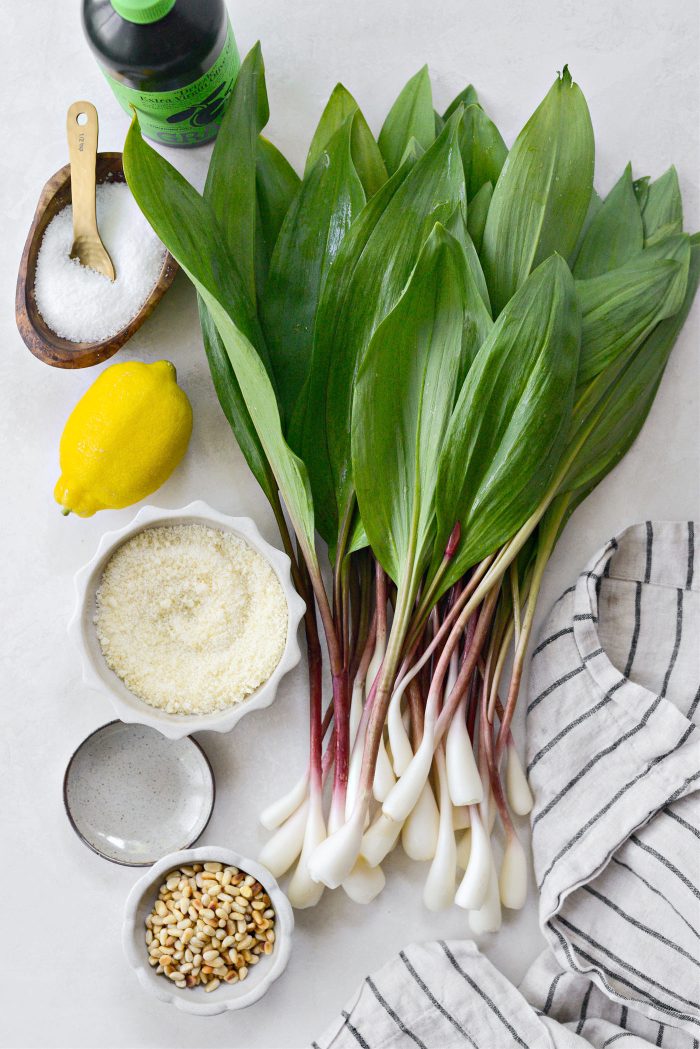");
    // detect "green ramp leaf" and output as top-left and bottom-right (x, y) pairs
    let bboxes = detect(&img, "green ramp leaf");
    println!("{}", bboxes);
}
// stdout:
(289, 157), (416, 542)
(262, 114), (366, 433)
(205, 42), (269, 306)
(633, 175), (650, 211)
(443, 84), (479, 120)
(296, 114), (466, 545)
(305, 83), (388, 198)
(124, 117), (317, 563)
(194, 45), (282, 504)
(570, 189), (603, 268)
(352, 225), (472, 585)
(466, 180), (492, 253)
(573, 164), (643, 278)
(198, 301), (277, 503)
(444, 205), (491, 313)
(435, 254), (581, 588)
(459, 103), (507, 200)
(482, 66), (594, 314)
(378, 66), (435, 175)
(560, 238), (699, 497)
(576, 254), (682, 386)
(643, 166), (683, 244)
(255, 136), (301, 300)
